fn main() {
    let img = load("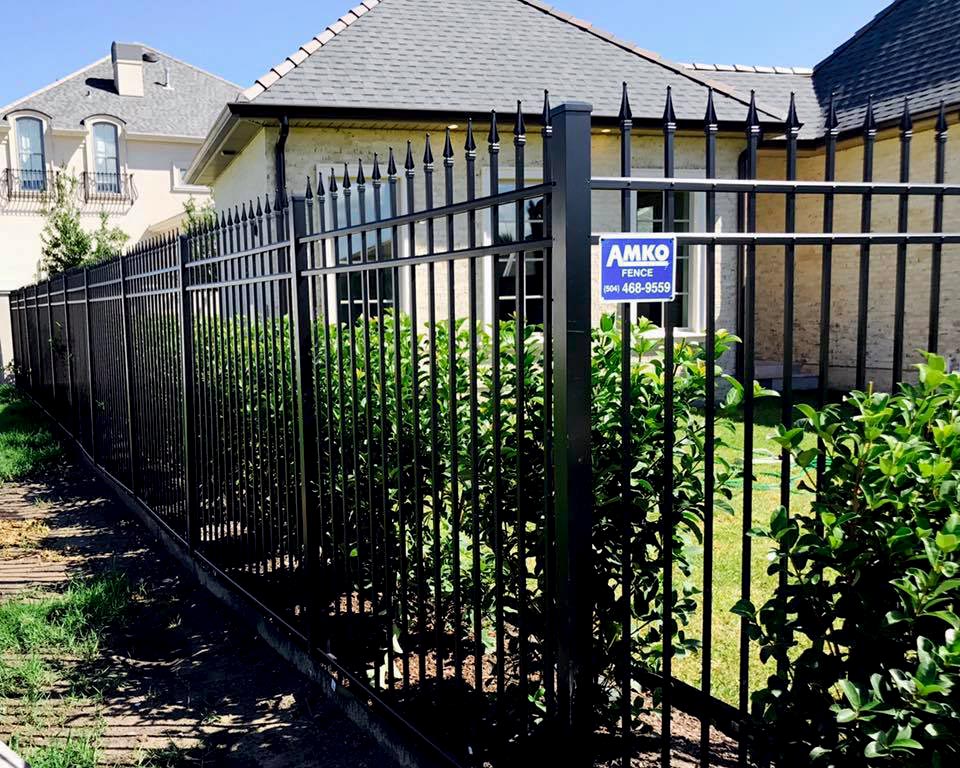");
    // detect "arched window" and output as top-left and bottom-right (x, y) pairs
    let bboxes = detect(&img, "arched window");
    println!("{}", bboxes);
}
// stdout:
(92, 122), (120, 193)
(16, 117), (45, 191)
